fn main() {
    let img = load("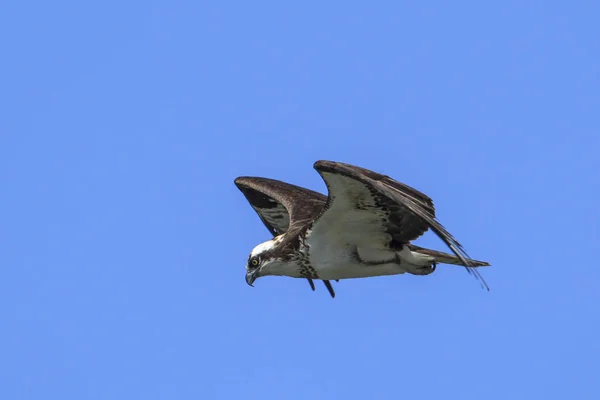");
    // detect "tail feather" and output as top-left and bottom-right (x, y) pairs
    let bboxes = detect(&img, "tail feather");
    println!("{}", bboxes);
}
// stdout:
(408, 244), (490, 267)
